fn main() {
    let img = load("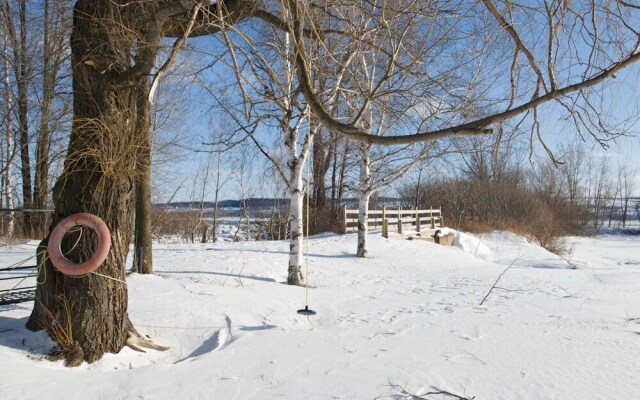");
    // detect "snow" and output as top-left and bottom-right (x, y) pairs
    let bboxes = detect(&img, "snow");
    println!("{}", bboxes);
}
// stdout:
(435, 227), (456, 237)
(450, 230), (493, 262)
(1, 230), (639, 399)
